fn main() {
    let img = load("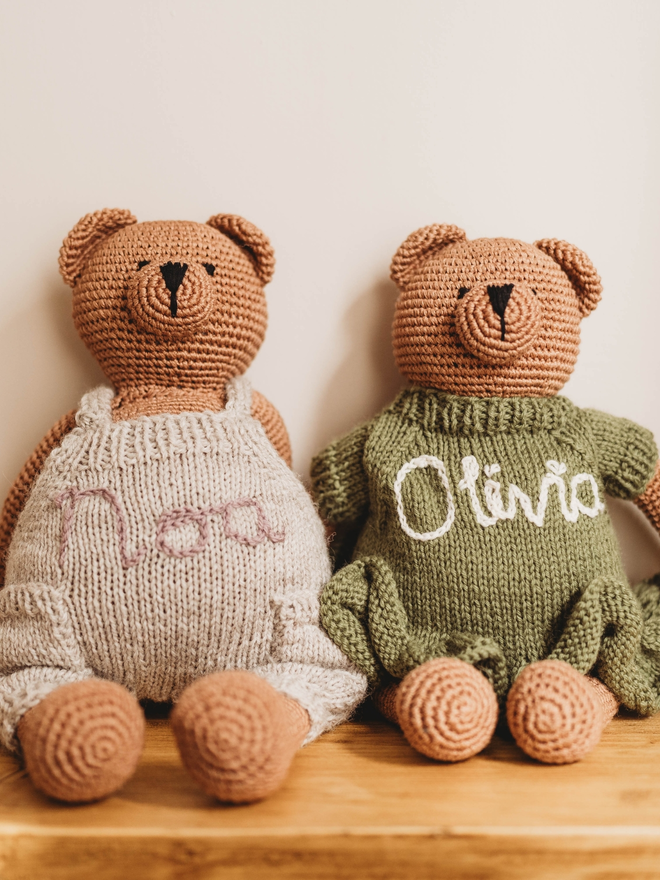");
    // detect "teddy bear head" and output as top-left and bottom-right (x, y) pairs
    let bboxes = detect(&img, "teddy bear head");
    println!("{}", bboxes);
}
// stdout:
(58, 209), (275, 391)
(390, 225), (602, 398)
